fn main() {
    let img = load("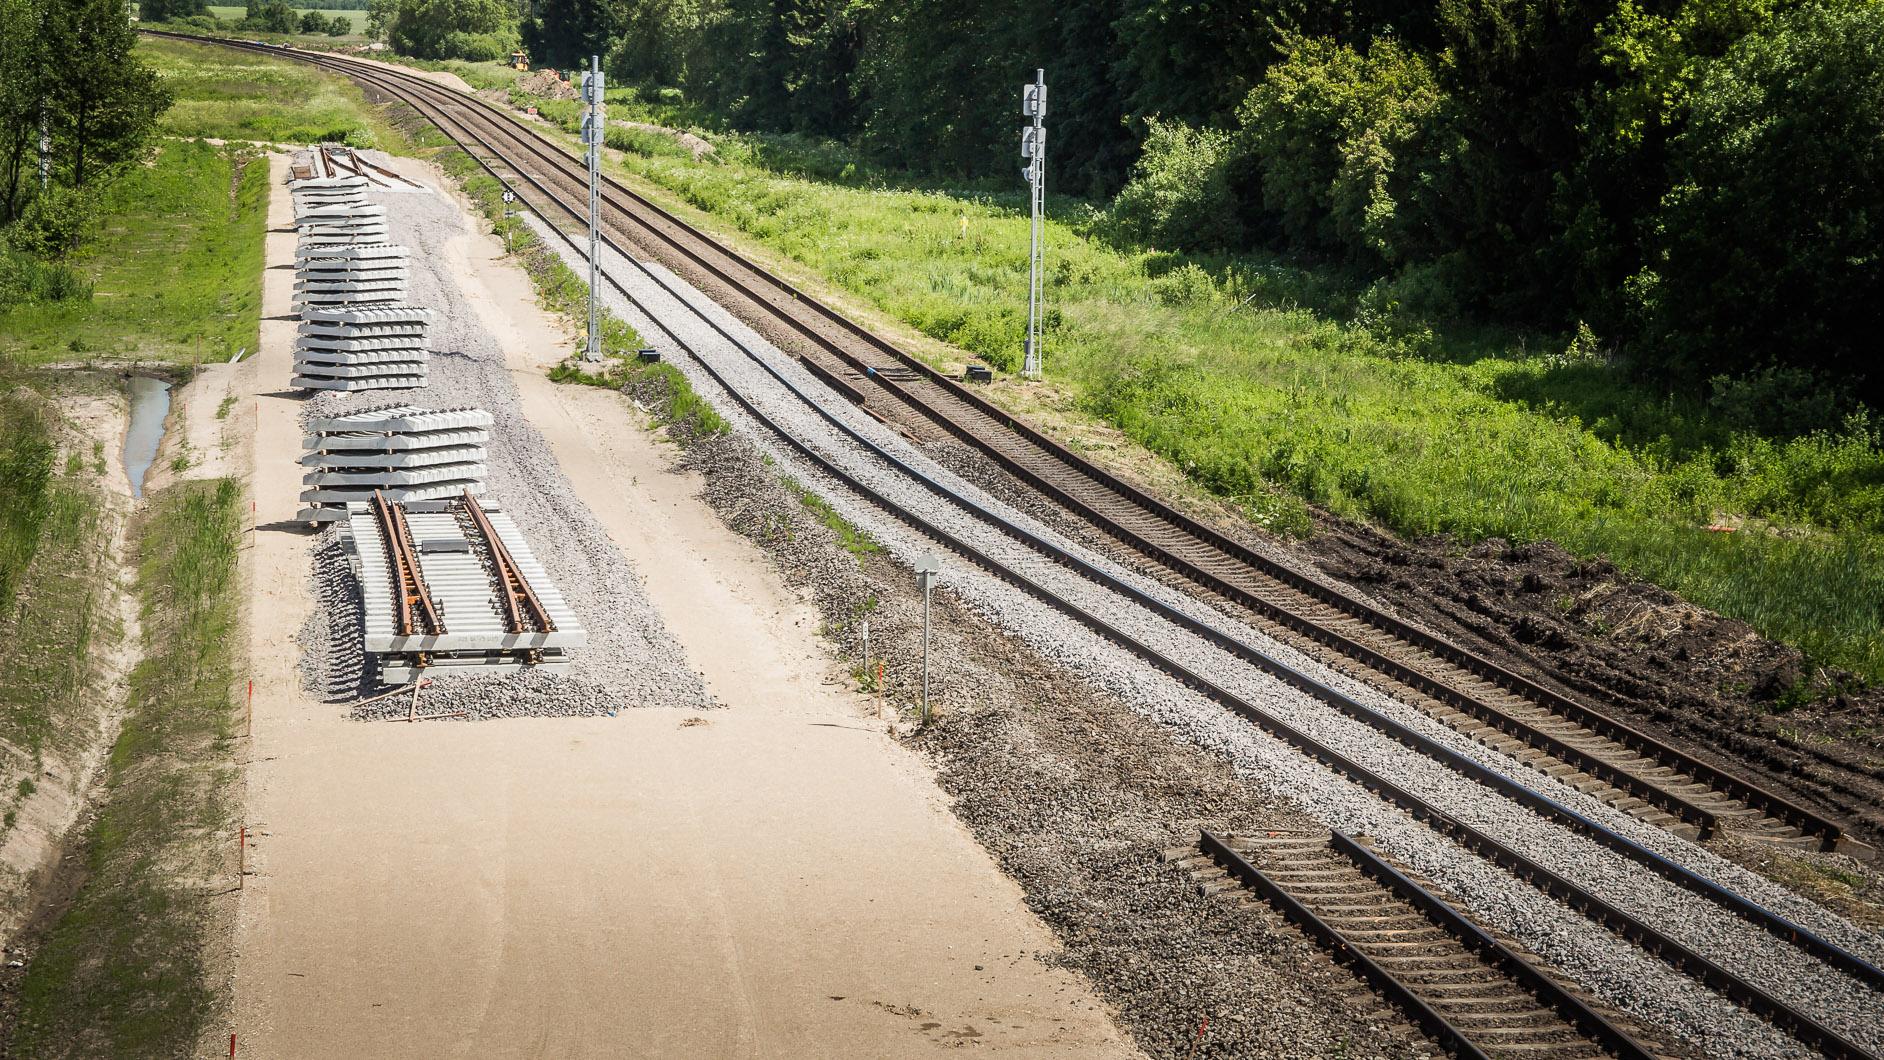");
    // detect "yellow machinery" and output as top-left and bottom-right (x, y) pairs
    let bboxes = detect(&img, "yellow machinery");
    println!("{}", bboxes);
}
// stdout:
(509, 50), (529, 71)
